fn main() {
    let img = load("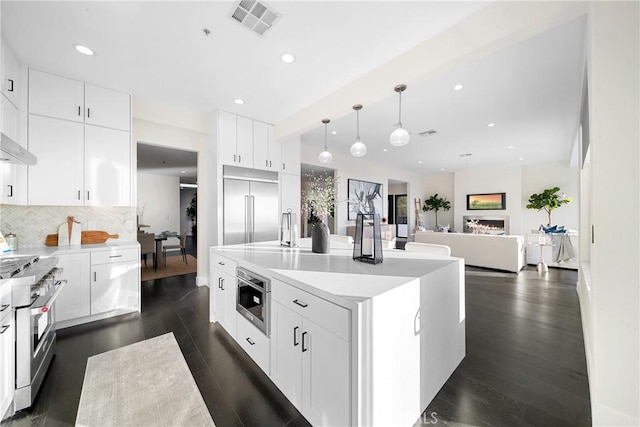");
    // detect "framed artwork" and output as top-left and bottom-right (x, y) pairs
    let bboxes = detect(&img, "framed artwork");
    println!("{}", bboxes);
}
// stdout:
(348, 179), (383, 220)
(466, 193), (506, 210)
